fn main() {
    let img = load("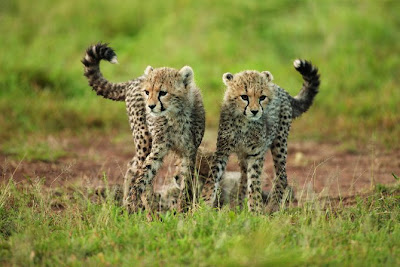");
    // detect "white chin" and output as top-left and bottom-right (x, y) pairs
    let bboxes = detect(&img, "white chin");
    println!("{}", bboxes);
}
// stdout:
(149, 110), (166, 116)
(248, 115), (261, 121)
(149, 111), (160, 116)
